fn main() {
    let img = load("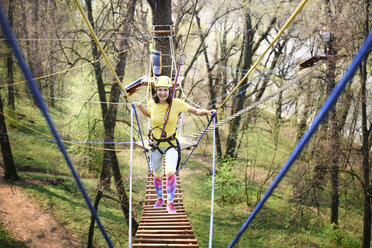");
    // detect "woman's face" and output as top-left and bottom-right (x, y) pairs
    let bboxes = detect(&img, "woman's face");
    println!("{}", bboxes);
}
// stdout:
(156, 86), (170, 102)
